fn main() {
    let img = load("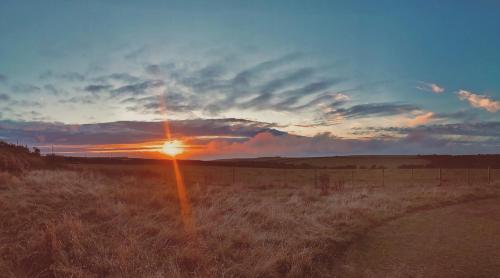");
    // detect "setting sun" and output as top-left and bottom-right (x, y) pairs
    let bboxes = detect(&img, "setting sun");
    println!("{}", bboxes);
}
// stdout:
(161, 140), (184, 157)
